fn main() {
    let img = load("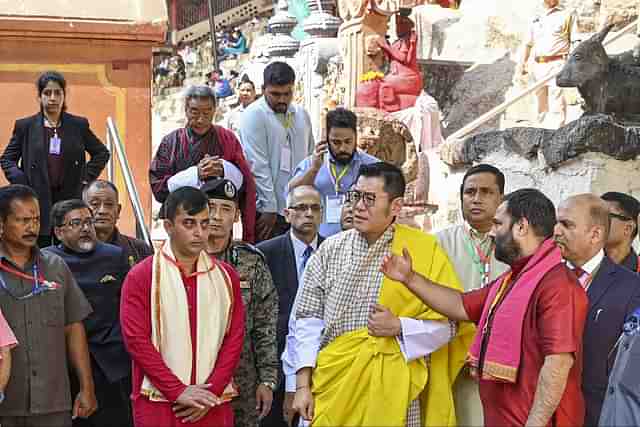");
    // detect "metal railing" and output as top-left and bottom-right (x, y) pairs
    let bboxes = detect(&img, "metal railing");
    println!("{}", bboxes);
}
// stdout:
(446, 19), (639, 142)
(105, 117), (152, 247)
(176, 0), (256, 30)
